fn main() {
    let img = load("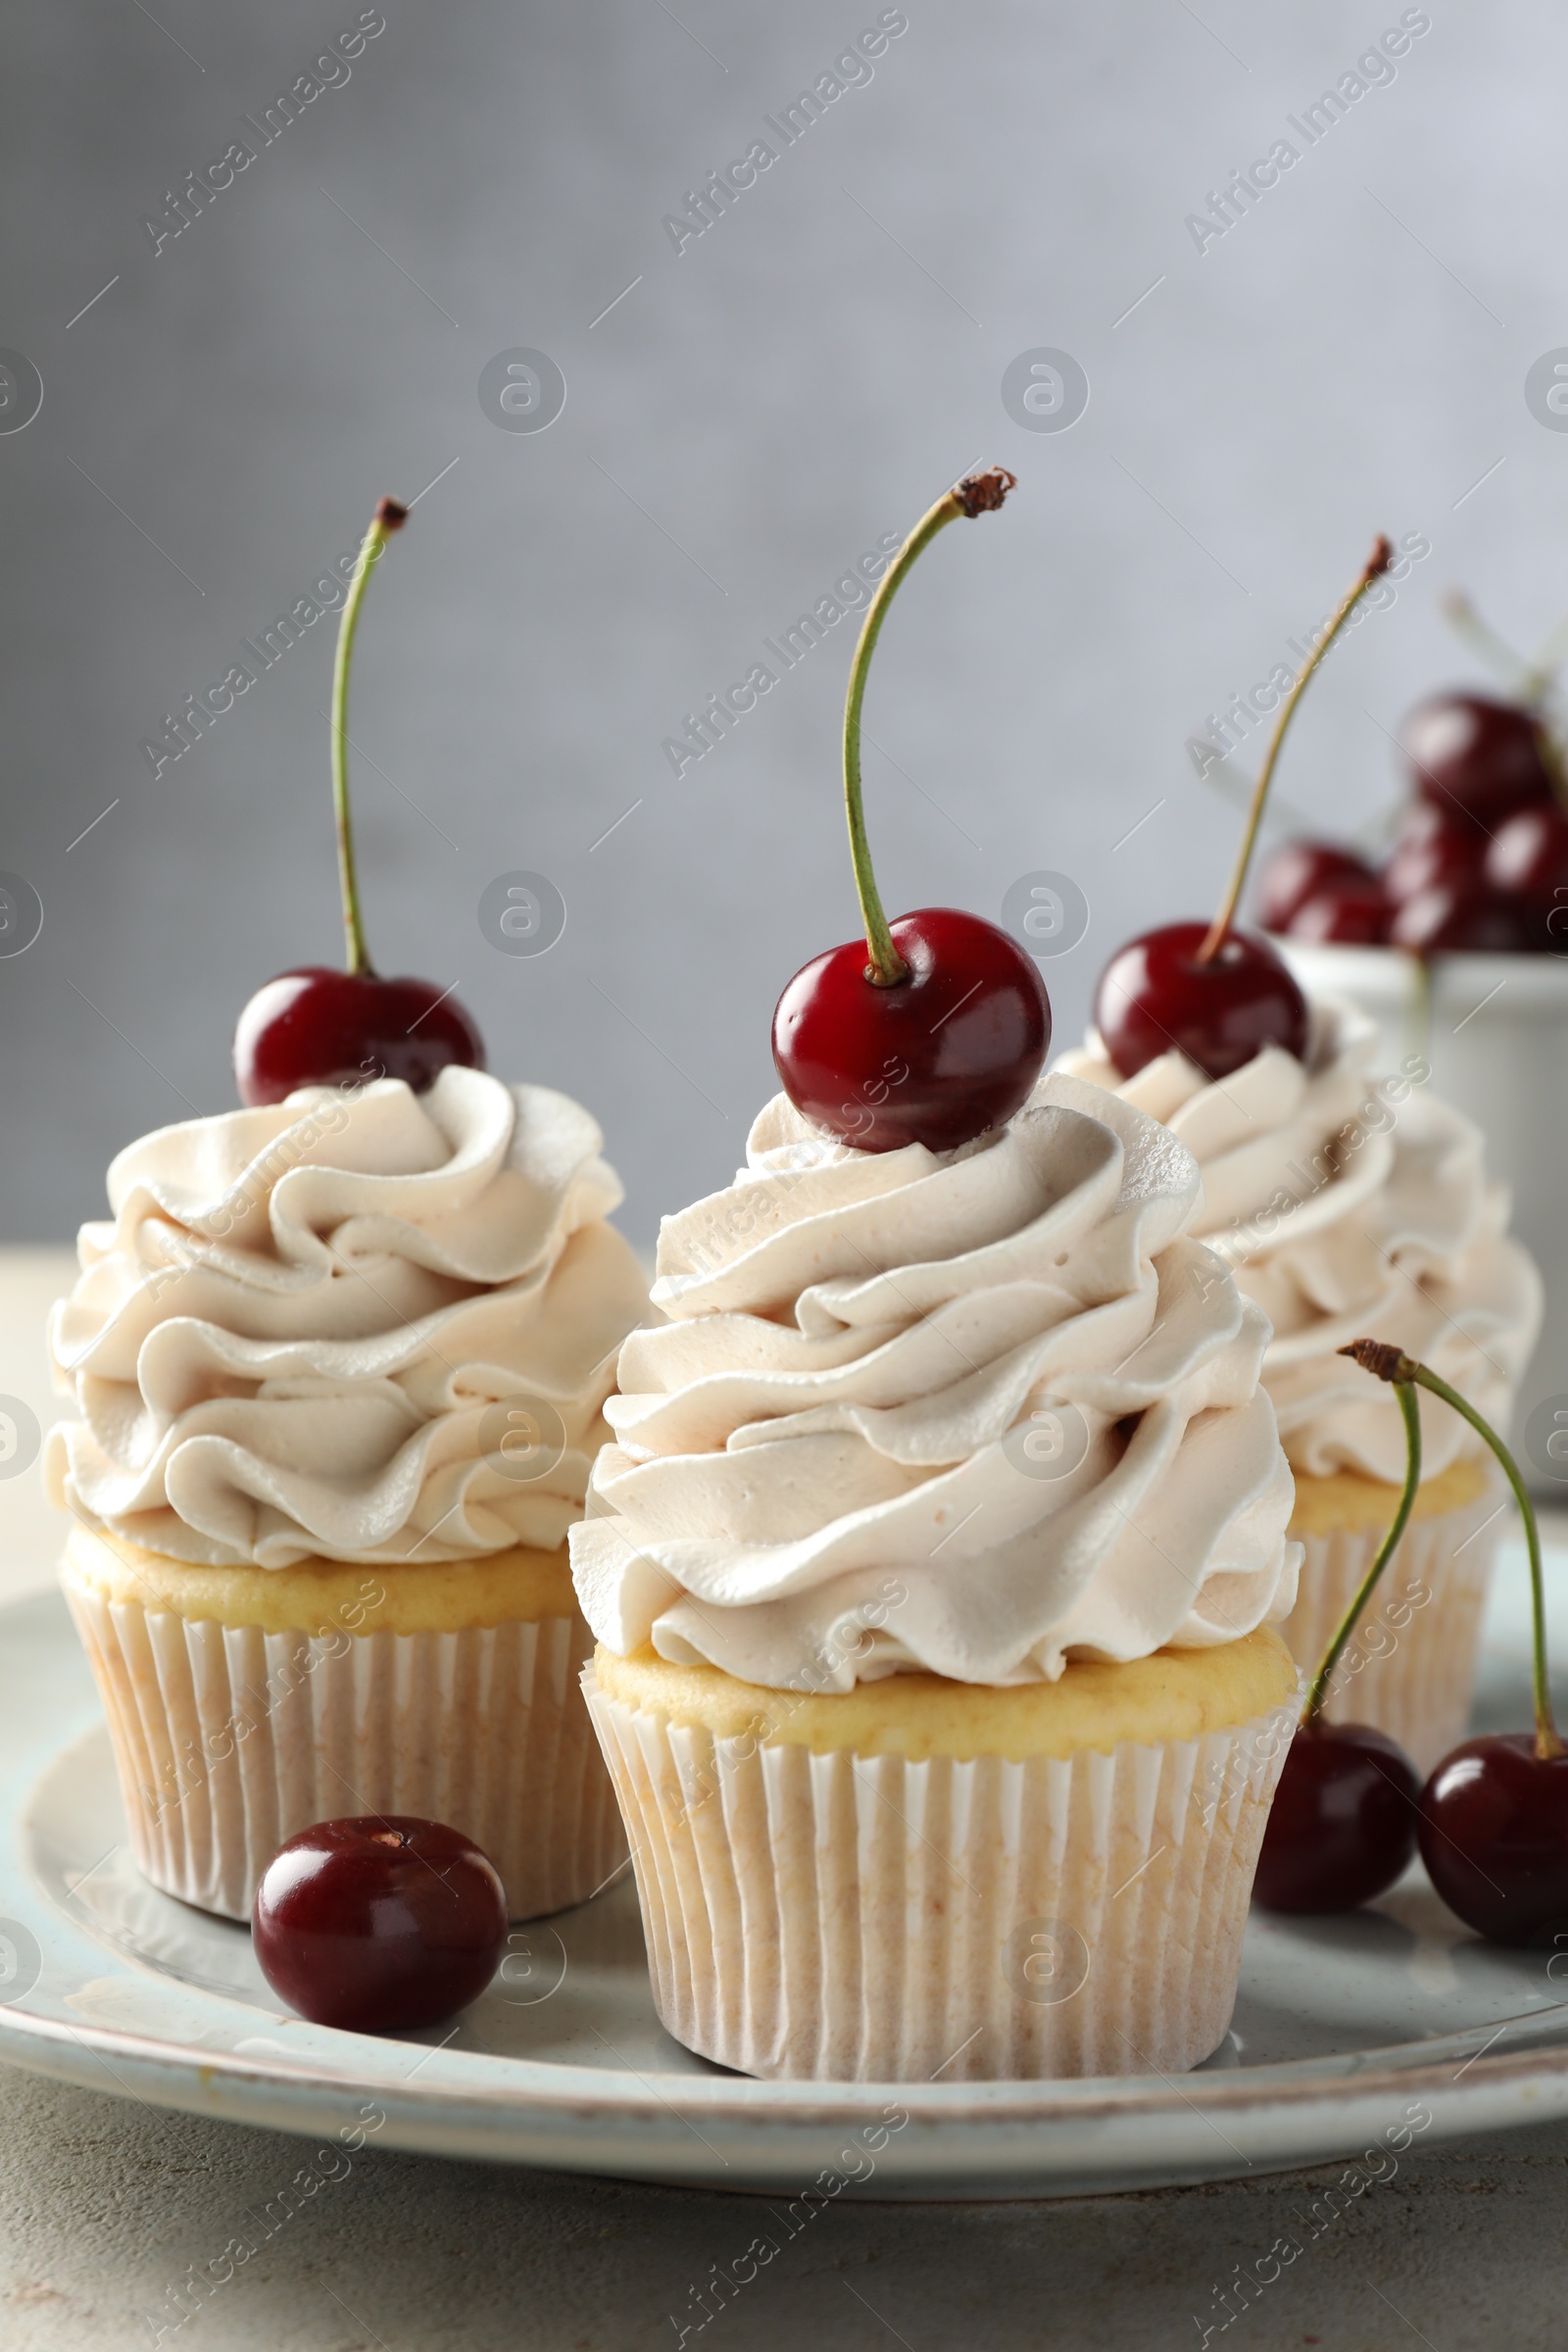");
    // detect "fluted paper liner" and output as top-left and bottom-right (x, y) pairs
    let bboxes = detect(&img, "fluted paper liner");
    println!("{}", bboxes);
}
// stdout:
(1283, 1471), (1503, 1779)
(584, 1670), (1296, 2081)
(64, 1583), (625, 1922)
